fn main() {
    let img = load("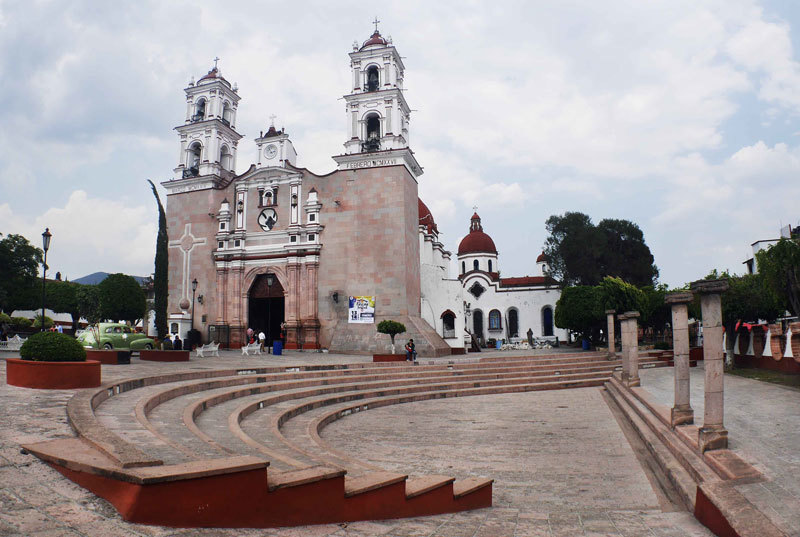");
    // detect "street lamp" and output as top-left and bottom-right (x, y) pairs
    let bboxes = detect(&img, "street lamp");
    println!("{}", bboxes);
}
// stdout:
(266, 273), (274, 353)
(191, 278), (198, 347)
(41, 228), (52, 332)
